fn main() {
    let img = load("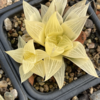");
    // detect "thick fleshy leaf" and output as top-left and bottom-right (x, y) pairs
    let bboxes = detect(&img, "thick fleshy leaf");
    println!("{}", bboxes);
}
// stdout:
(46, 35), (58, 45)
(18, 36), (26, 48)
(25, 20), (45, 46)
(44, 56), (63, 81)
(0, 95), (4, 100)
(31, 60), (45, 78)
(58, 34), (73, 50)
(62, 16), (88, 41)
(19, 65), (33, 83)
(22, 59), (35, 74)
(45, 42), (64, 57)
(23, 1), (41, 21)
(36, 50), (49, 61)
(6, 48), (23, 63)
(67, 57), (98, 77)
(63, 0), (86, 21)
(56, 12), (63, 24)
(42, 0), (55, 23)
(24, 39), (35, 54)
(41, 4), (48, 19)
(23, 51), (36, 62)
(55, 0), (67, 16)
(63, 41), (87, 58)
(54, 61), (65, 89)
(65, 3), (90, 21)
(45, 12), (63, 36)
(61, 0), (67, 16)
